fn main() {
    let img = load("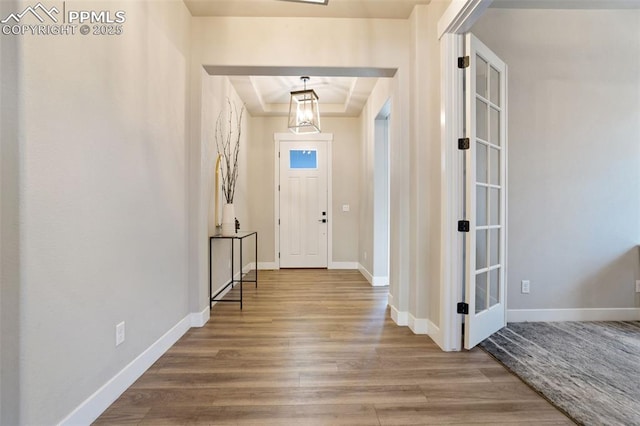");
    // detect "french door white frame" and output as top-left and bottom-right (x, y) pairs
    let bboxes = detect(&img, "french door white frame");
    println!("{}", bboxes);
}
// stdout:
(274, 133), (333, 270)
(437, 0), (494, 351)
